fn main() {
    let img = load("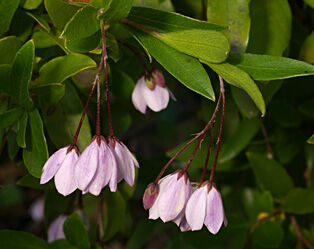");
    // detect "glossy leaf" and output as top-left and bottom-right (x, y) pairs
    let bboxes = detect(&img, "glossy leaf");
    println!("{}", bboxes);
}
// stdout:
(26, 12), (50, 32)
(228, 53), (314, 80)
(0, 230), (50, 249)
(63, 212), (90, 249)
(45, 0), (80, 30)
(41, 82), (92, 150)
(62, 6), (99, 41)
(304, 0), (314, 8)
(204, 61), (265, 115)
(17, 174), (54, 190)
(219, 118), (259, 163)
(0, 108), (23, 129)
(22, 0), (43, 10)
(50, 239), (79, 249)
(0, 36), (22, 64)
(299, 31), (314, 64)
(32, 30), (56, 48)
(0, 64), (12, 95)
(207, 0), (250, 53)
(16, 111), (28, 148)
(102, 0), (134, 23)
(252, 221), (284, 248)
(37, 54), (96, 84)
(65, 31), (101, 53)
(31, 83), (65, 104)
(247, 152), (294, 198)
(231, 87), (258, 118)
(247, 0), (292, 56)
(10, 40), (35, 109)
(132, 28), (215, 100)
(23, 108), (48, 178)
(127, 6), (224, 32)
(0, 0), (19, 36)
(281, 188), (314, 214)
